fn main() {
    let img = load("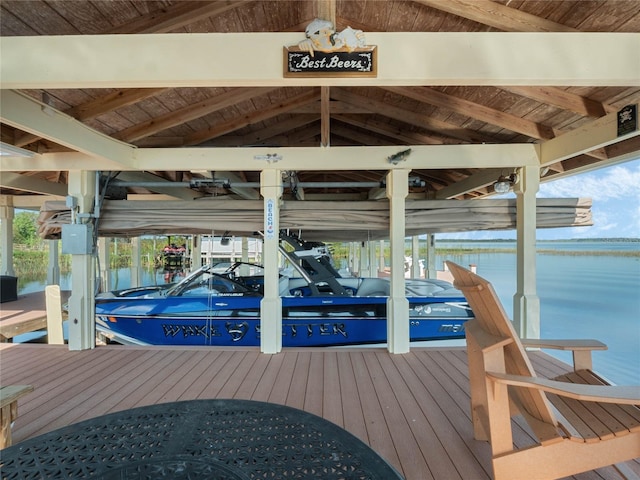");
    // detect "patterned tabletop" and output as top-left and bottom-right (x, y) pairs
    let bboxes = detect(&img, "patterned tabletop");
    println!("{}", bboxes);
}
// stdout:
(0, 399), (403, 479)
